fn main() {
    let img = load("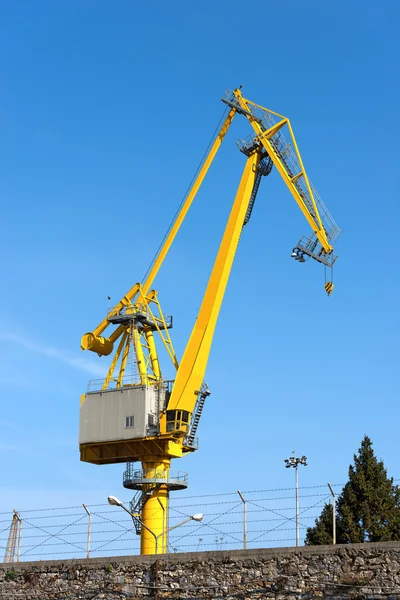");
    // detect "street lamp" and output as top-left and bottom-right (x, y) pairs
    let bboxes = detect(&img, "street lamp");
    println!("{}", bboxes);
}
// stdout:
(107, 496), (203, 554)
(237, 490), (247, 549)
(284, 454), (307, 547)
(82, 504), (92, 559)
(291, 249), (306, 262)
